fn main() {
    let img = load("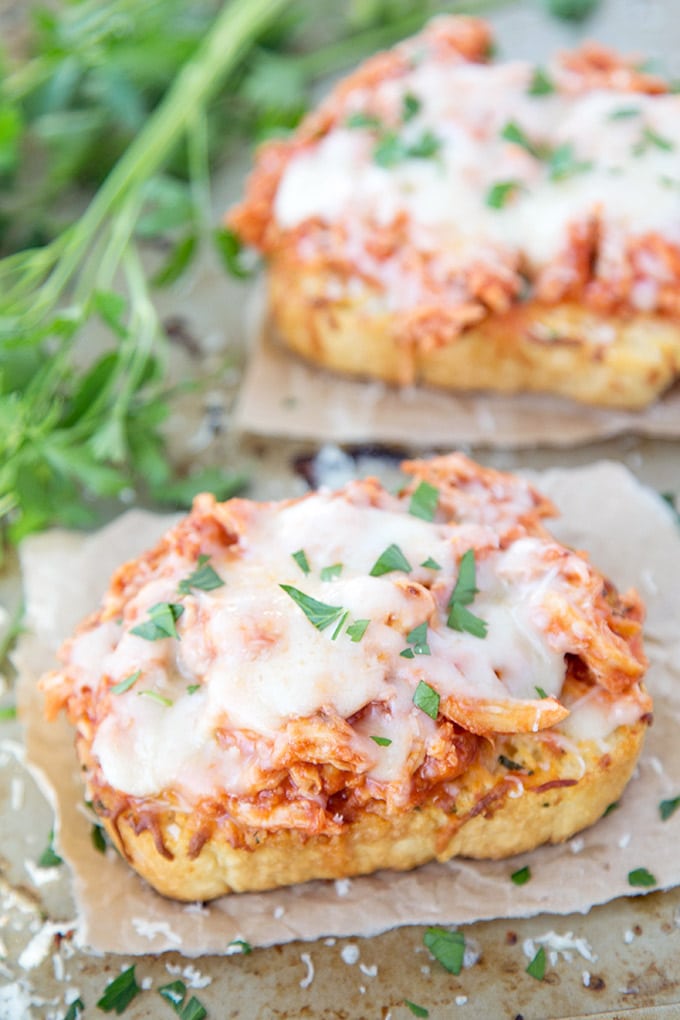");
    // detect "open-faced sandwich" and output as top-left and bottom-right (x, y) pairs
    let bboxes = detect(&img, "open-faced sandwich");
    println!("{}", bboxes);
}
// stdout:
(229, 16), (680, 409)
(40, 454), (650, 901)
